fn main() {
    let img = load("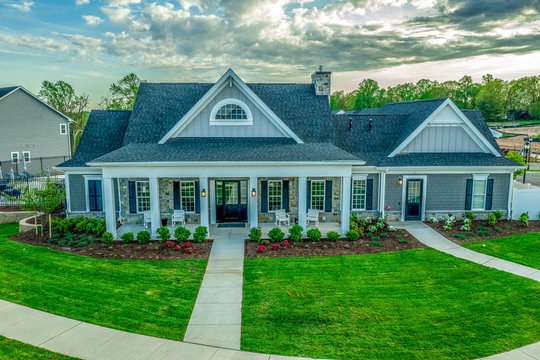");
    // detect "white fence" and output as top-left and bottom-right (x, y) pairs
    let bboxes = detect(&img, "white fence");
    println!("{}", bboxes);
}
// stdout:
(511, 182), (540, 219)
